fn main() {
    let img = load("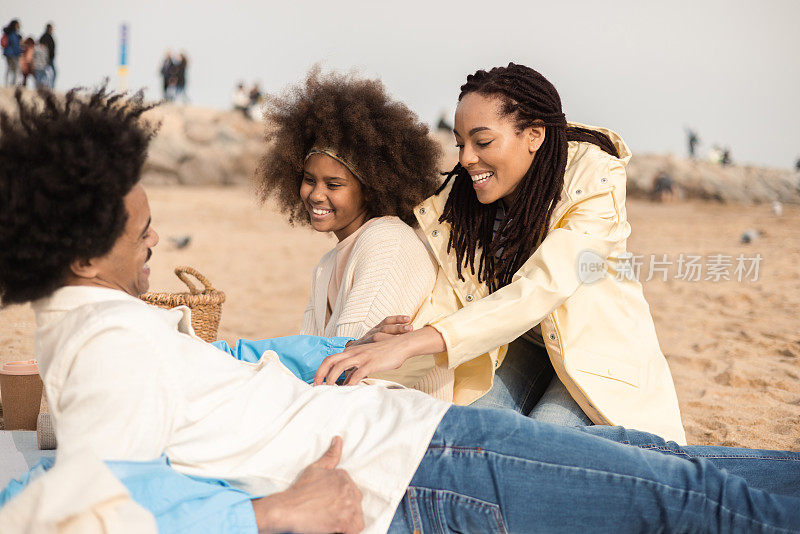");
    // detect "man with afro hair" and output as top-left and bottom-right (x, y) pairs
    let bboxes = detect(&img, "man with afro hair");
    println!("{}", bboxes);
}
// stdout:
(0, 86), (370, 531)
(0, 87), (157, 305)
